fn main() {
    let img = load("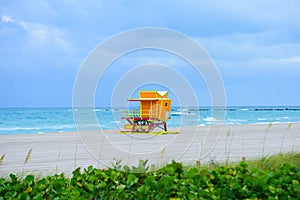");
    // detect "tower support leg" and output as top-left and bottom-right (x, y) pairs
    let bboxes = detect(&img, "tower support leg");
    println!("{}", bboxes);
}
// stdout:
(163, 122), (167, 131)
